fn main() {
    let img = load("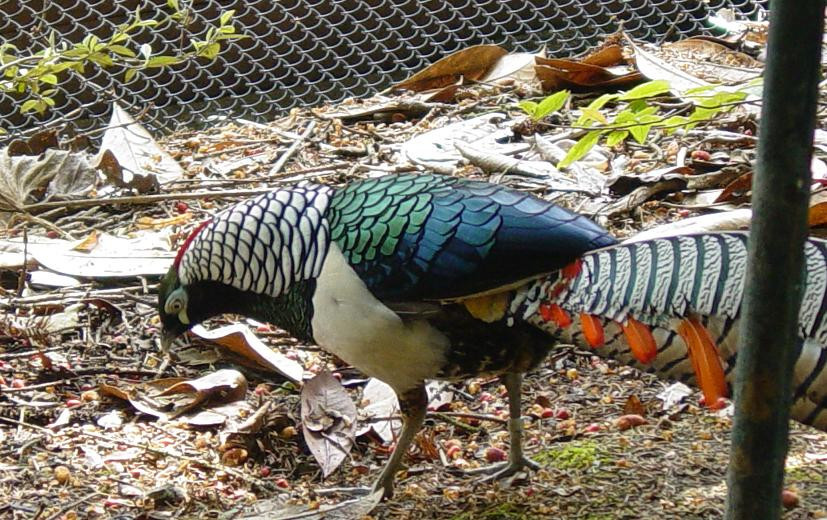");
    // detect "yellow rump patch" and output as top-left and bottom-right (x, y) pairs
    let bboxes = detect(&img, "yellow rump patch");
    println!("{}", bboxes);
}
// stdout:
(462, 292), (510, 323)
